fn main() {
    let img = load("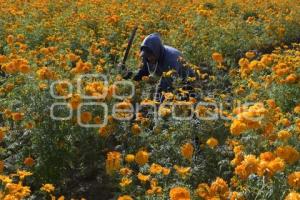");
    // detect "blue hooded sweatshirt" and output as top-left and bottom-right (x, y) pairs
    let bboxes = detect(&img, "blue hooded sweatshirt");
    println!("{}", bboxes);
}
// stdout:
(133, 33), (194, 93)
